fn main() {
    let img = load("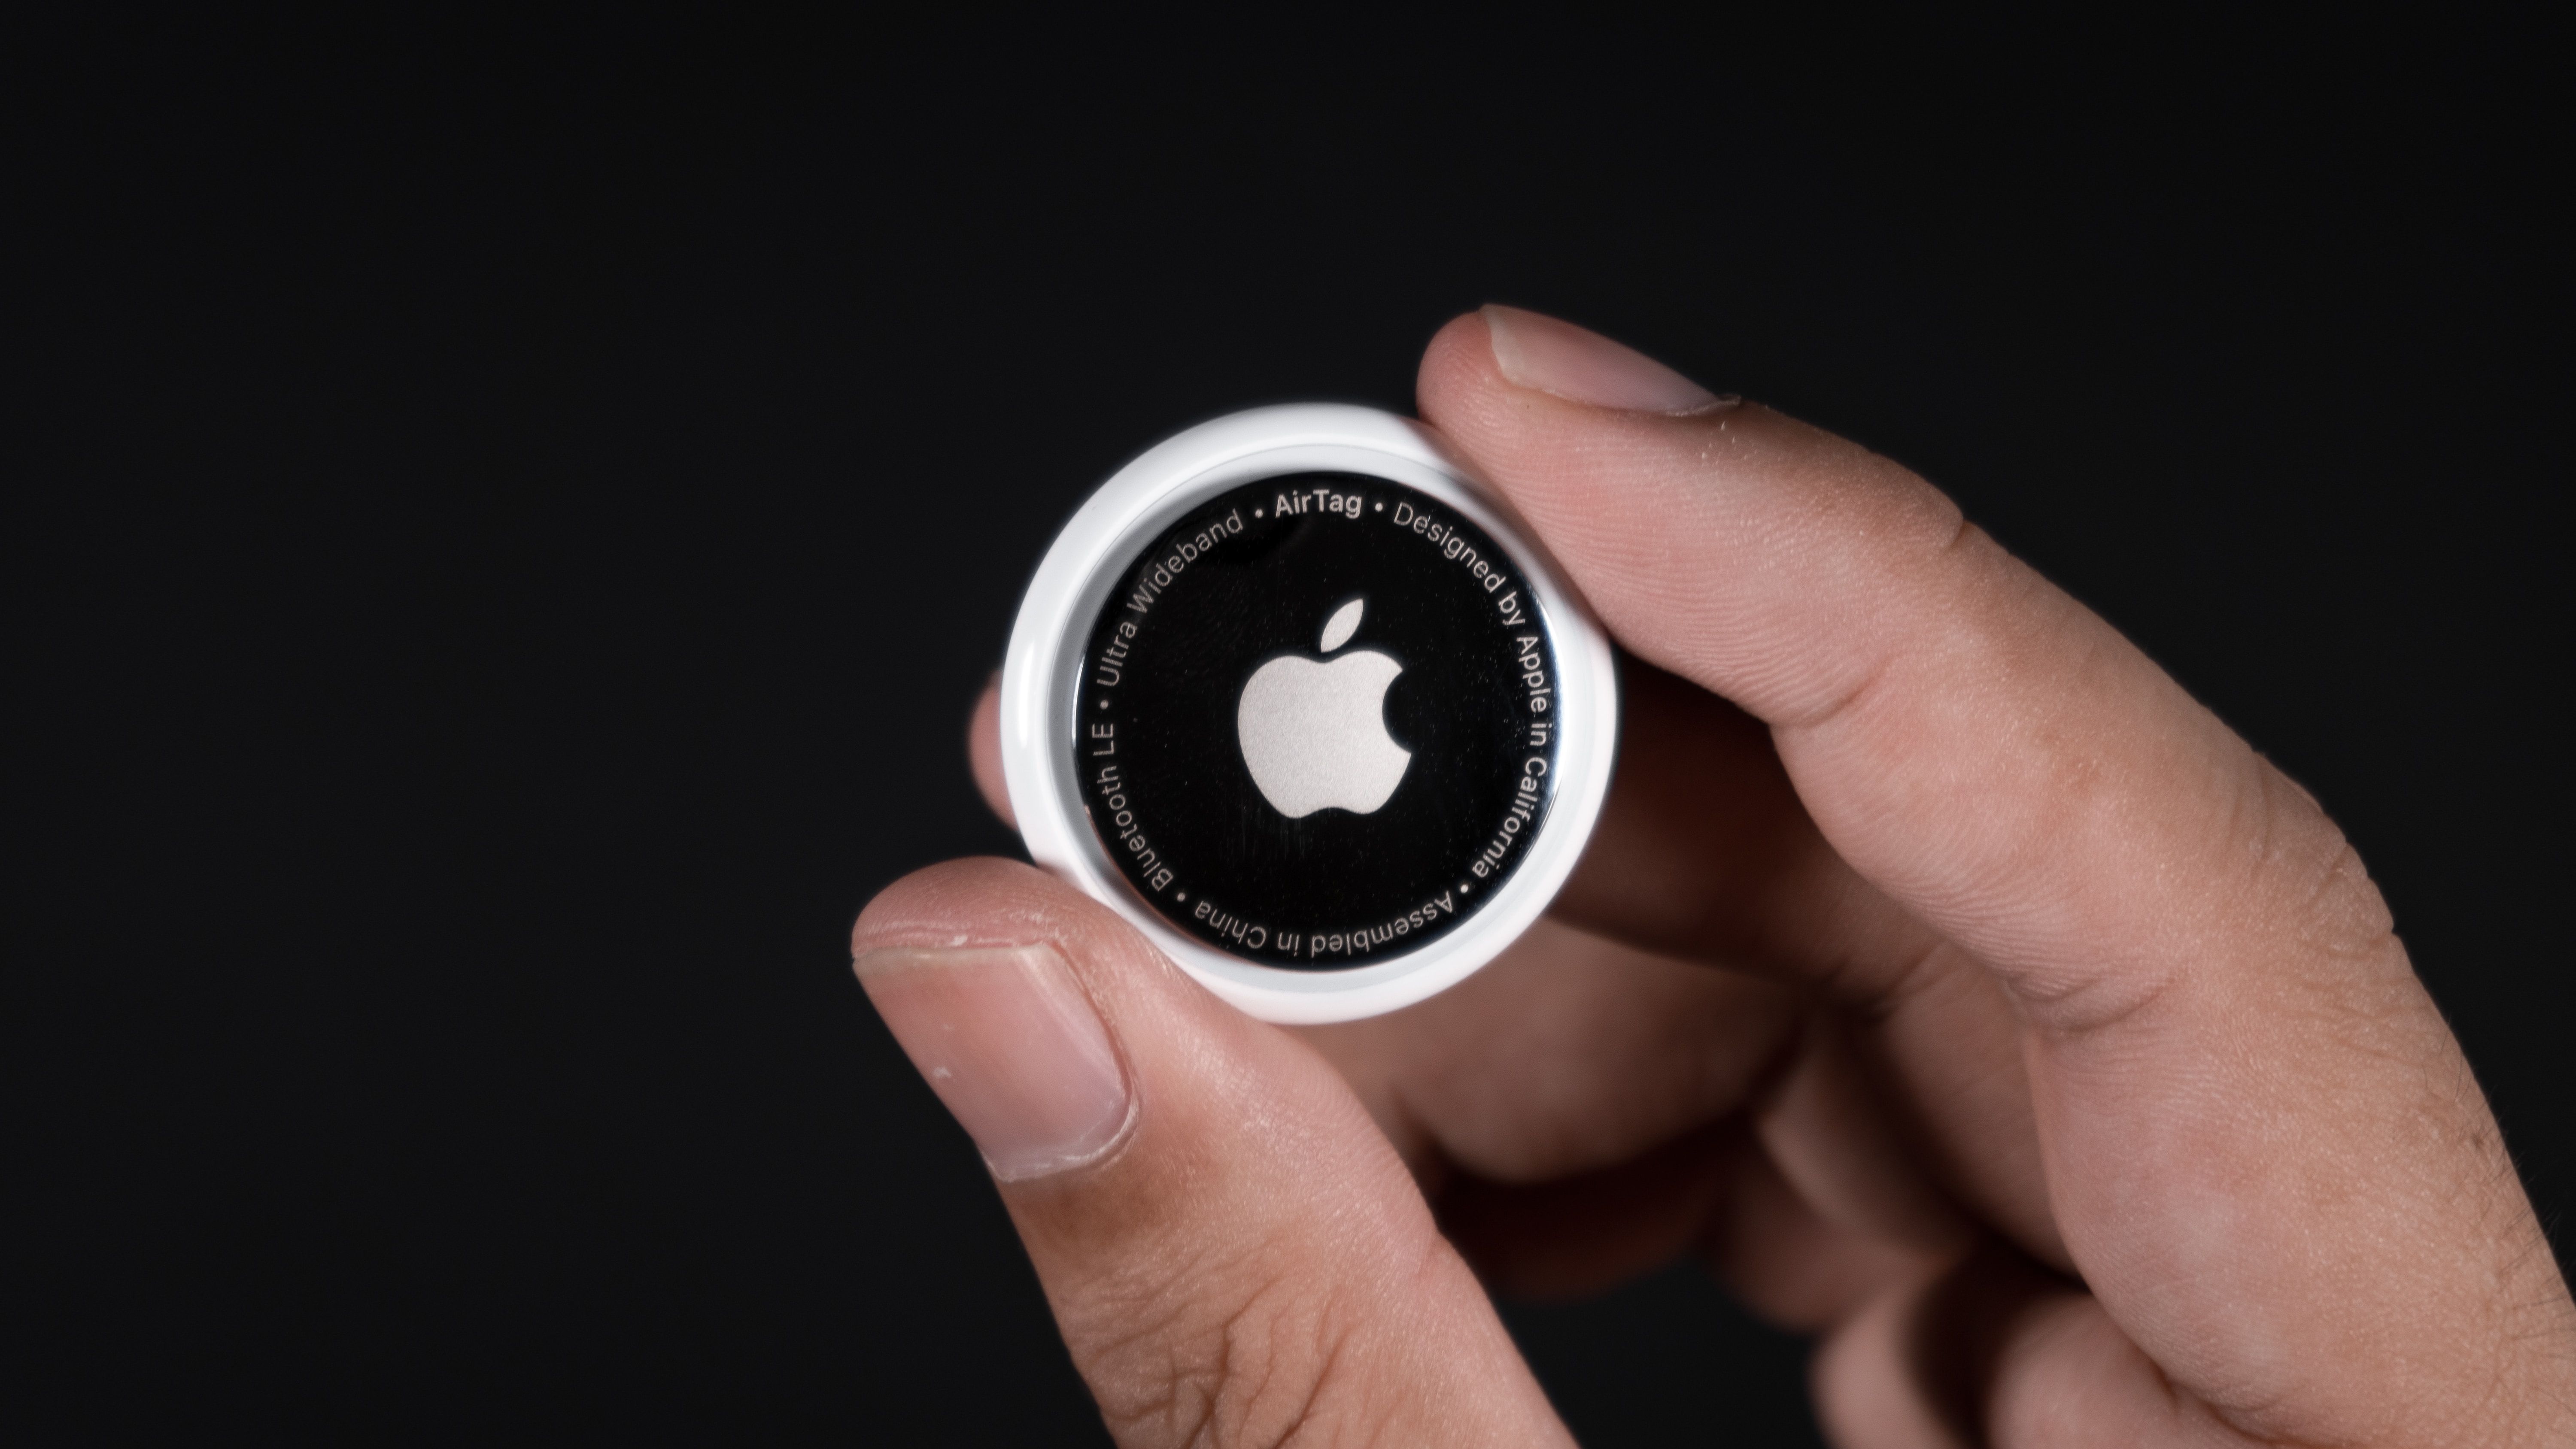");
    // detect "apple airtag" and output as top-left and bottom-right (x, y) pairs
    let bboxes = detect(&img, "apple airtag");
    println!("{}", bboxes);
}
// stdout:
(999, 405), (1618, 1024)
